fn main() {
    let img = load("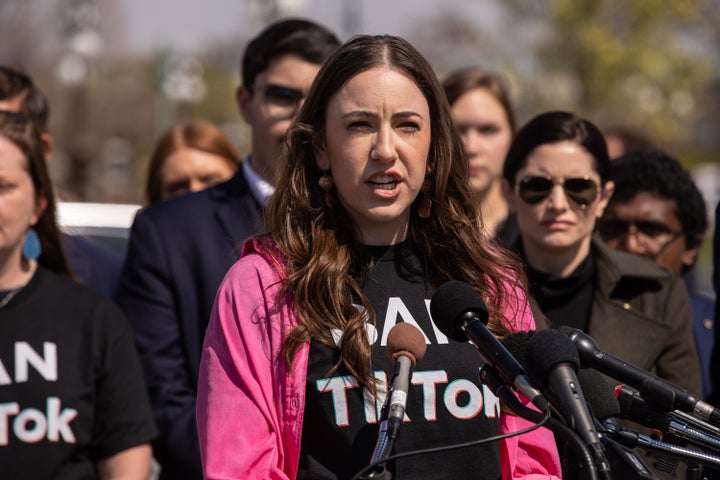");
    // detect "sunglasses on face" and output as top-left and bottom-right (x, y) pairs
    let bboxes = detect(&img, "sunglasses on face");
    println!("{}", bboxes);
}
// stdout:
(517, 175), (599, 207)
(262, 85), (304, 105)
(0, 109), (29, 123)
(597, 218), (683, 241)
(249, 84), (305, 120)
